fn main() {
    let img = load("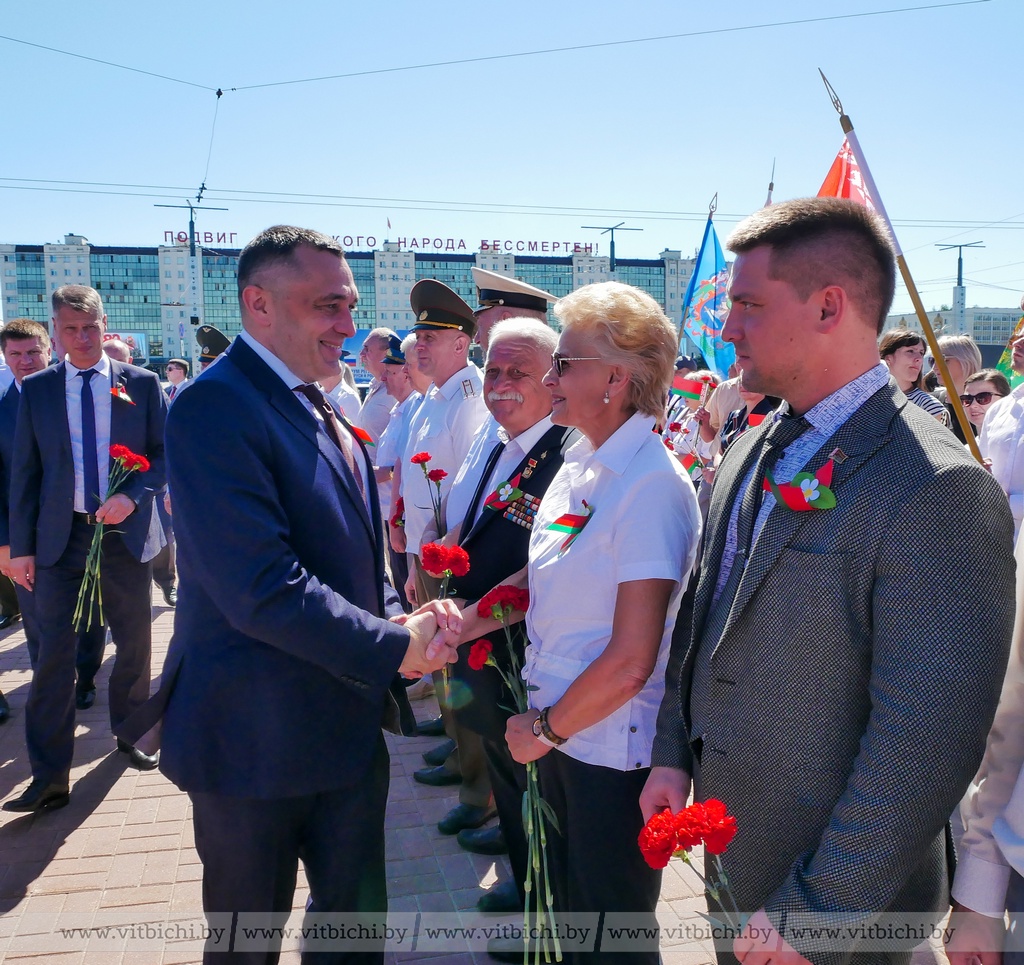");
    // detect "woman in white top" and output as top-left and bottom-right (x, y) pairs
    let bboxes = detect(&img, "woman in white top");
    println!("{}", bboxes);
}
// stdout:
(505, 282), (702, 964)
